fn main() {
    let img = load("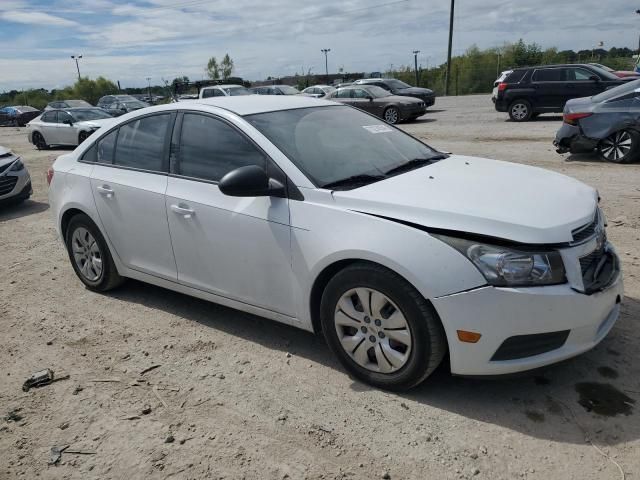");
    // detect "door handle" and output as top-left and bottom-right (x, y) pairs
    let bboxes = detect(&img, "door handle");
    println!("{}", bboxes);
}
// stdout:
(170, 204), (195, 219)
(96, 185), (114, 198)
